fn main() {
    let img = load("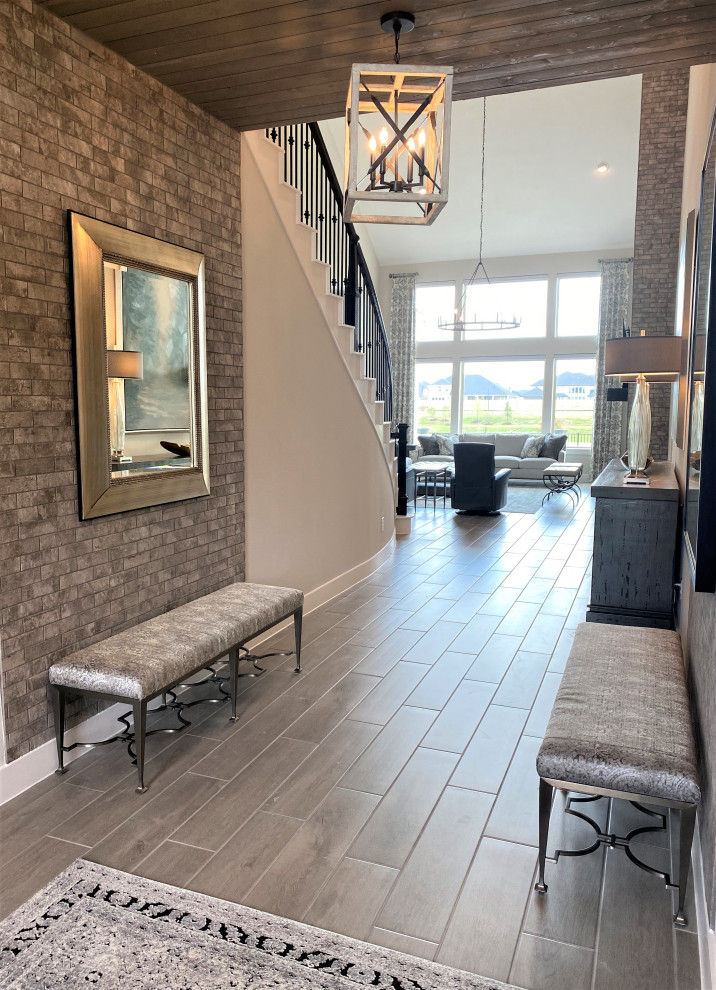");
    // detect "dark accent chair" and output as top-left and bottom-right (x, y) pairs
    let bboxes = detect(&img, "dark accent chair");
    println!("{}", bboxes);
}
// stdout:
(451, 443), (511, 513)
